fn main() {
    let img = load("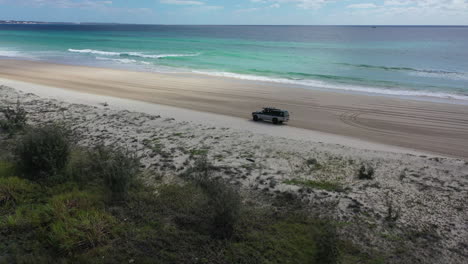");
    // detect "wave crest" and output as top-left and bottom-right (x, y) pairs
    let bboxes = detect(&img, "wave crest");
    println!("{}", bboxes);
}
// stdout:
(192, 70), (468, 101)
(340, 63), (468, 81)
(68, 49), (199, 59)
(0, 50), (23, 58)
